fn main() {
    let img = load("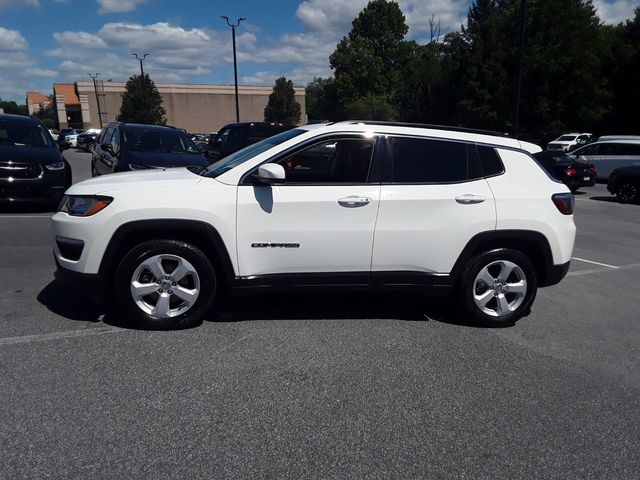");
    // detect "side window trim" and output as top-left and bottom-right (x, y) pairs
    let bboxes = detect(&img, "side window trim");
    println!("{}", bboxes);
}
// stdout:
(239, 133), (382, 186)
